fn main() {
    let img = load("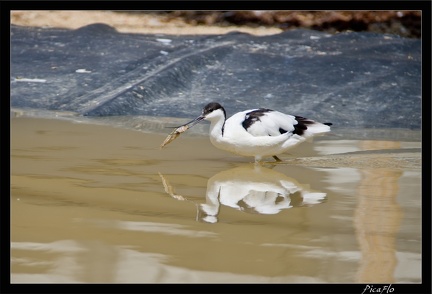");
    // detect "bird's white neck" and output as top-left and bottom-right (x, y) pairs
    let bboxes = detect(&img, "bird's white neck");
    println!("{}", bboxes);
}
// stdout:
(209, 115), (225, 140)
(206, 110), (226, 142)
